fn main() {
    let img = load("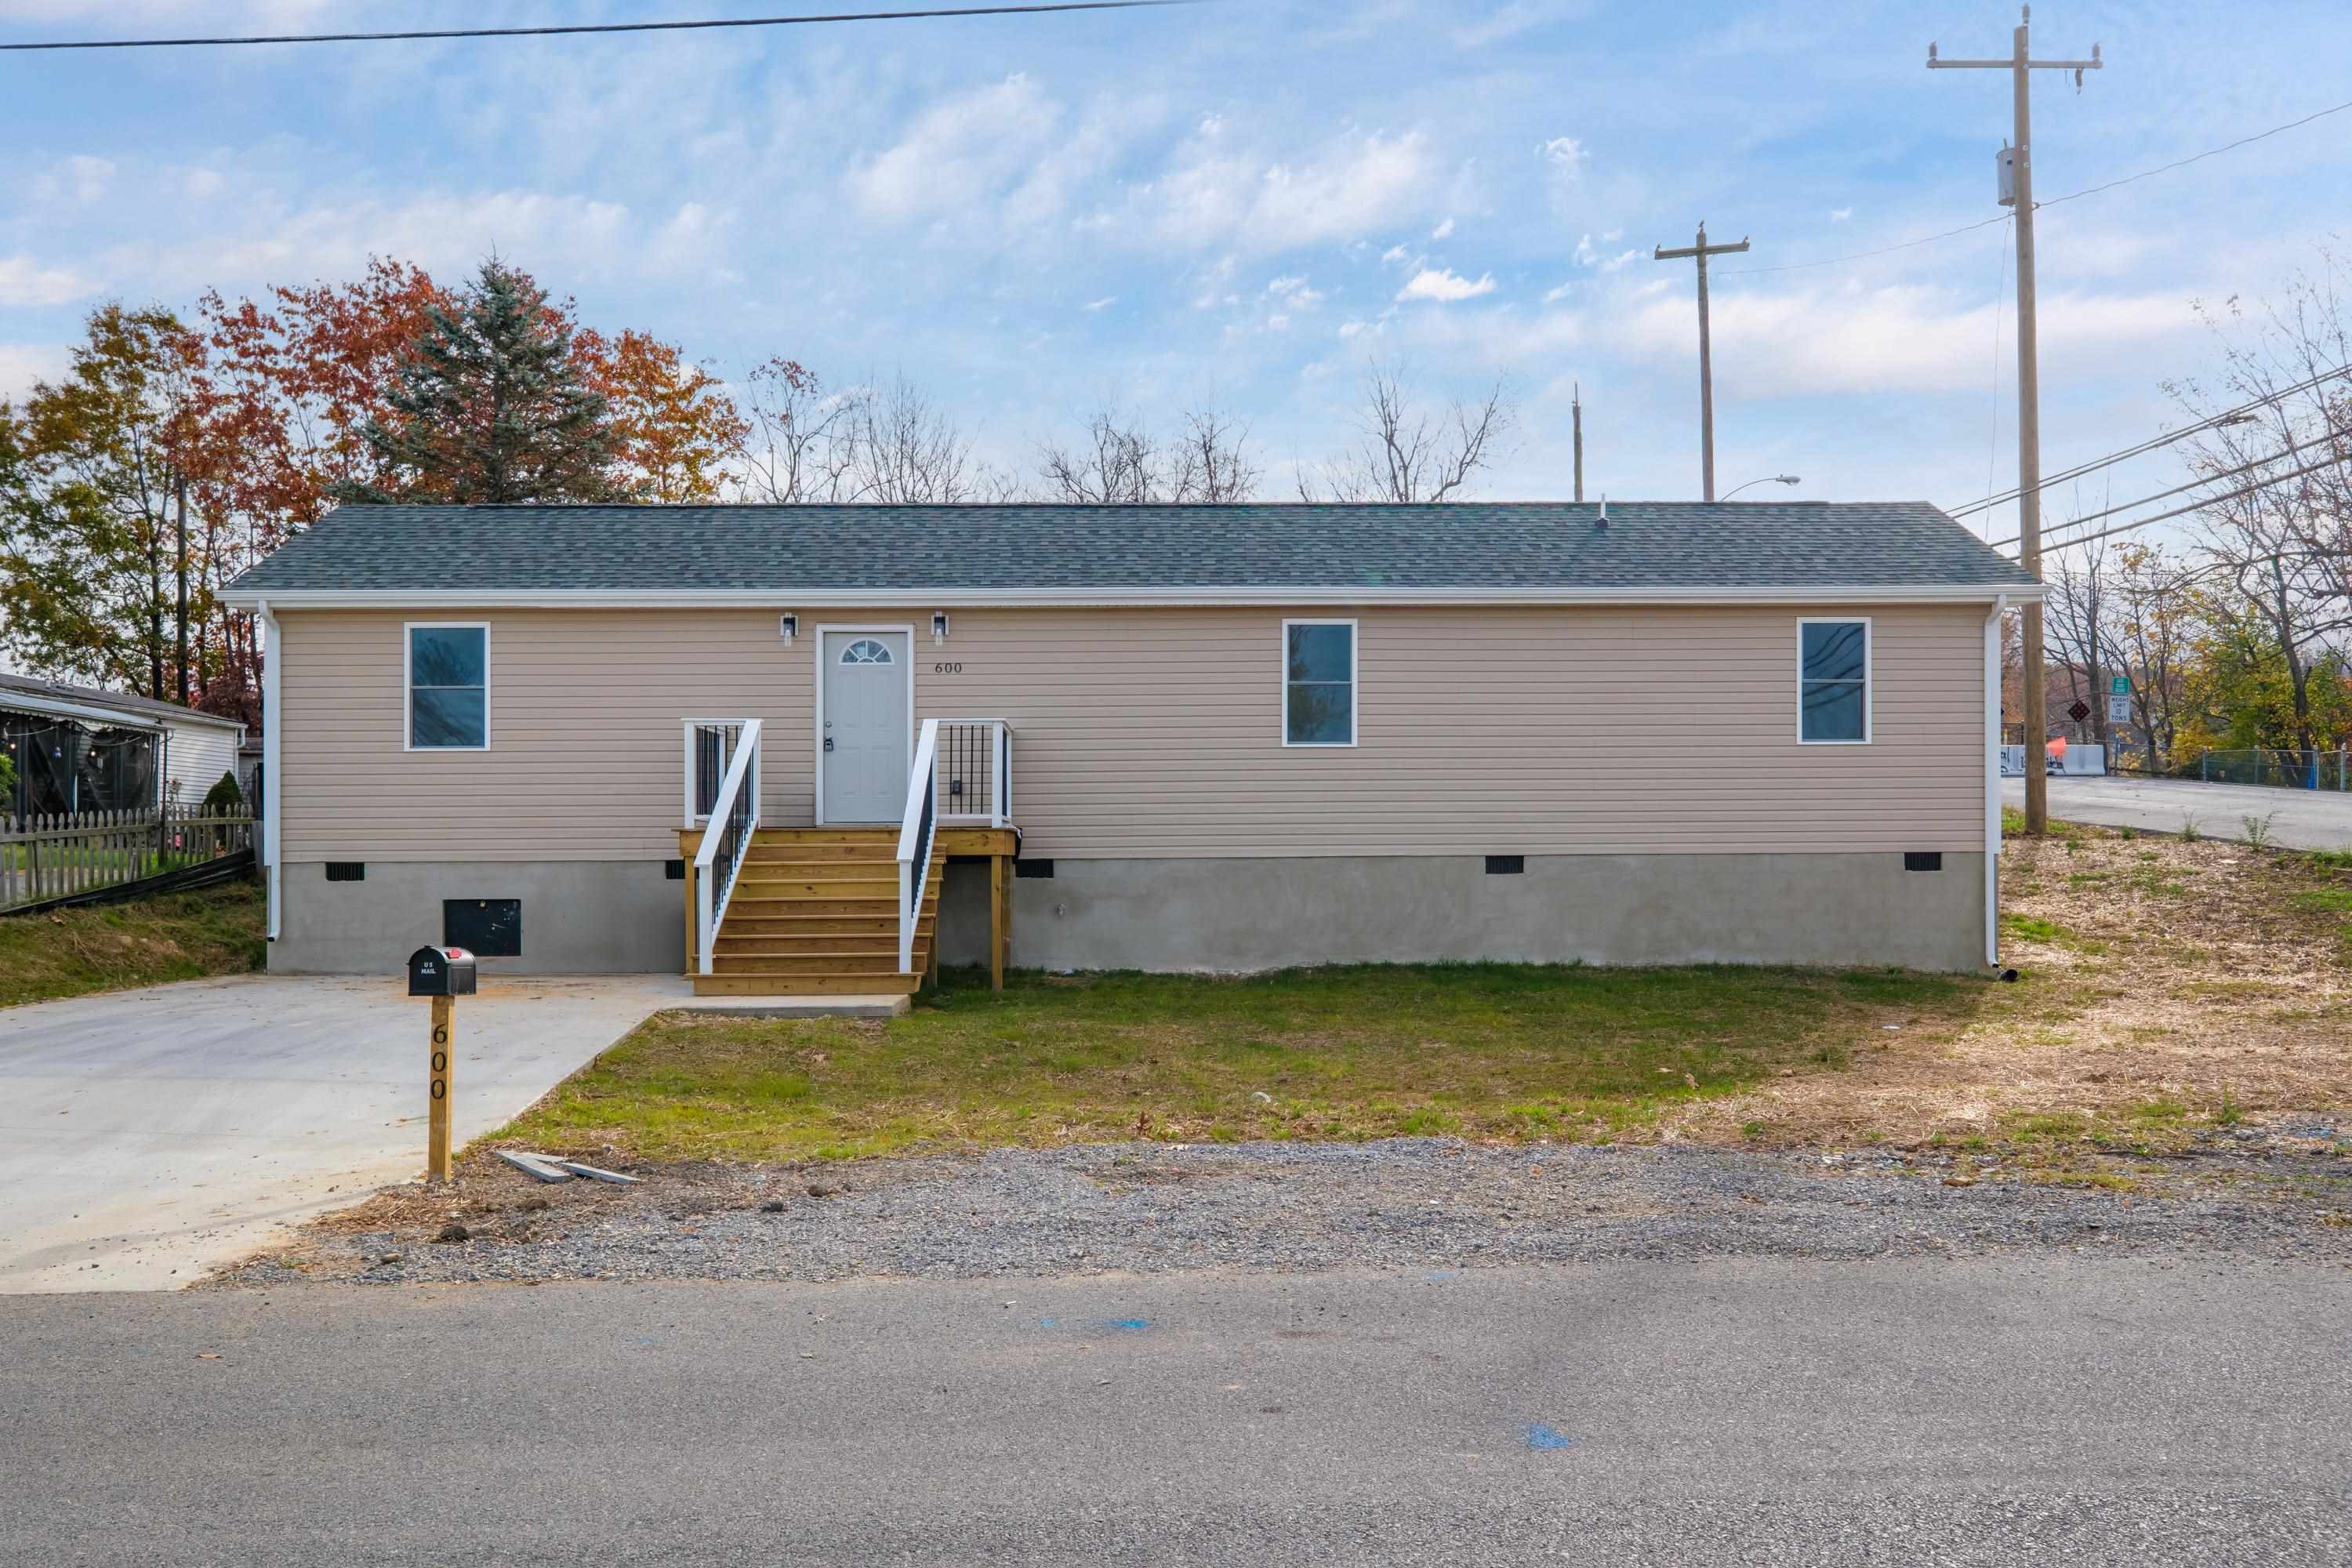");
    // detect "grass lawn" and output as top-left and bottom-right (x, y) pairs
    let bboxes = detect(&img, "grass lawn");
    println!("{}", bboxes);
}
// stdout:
(0, 877), (267, 1007)
(498, 962), (1984, 1162)
(494, 821), (2352, 1168)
